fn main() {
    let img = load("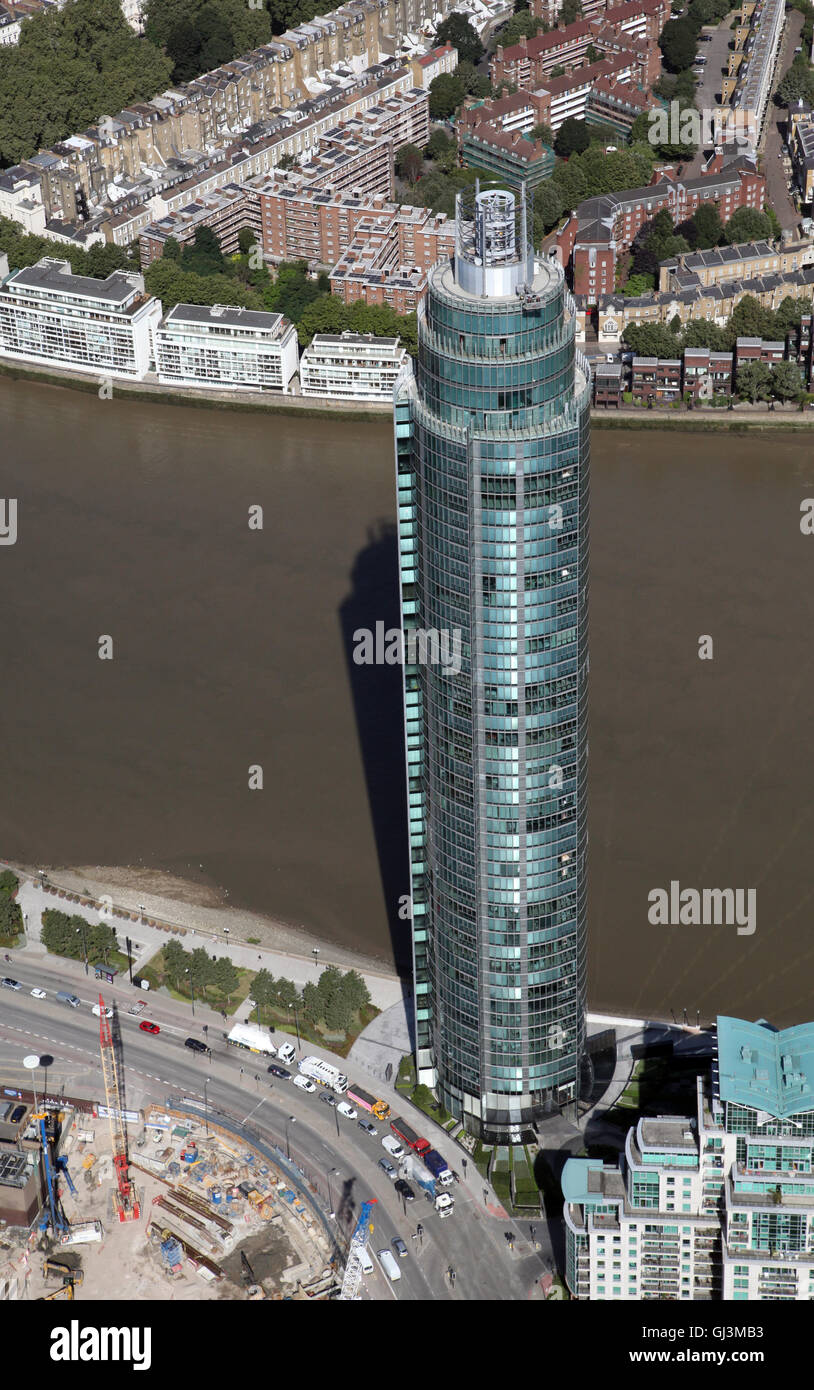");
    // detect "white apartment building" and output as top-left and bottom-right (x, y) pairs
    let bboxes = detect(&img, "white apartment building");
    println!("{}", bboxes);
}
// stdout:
(564, 1016), (814, 1301)
(154, 303), (299, 393)
(0, 256), (161, 378)
(299, 331), (408, 400)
